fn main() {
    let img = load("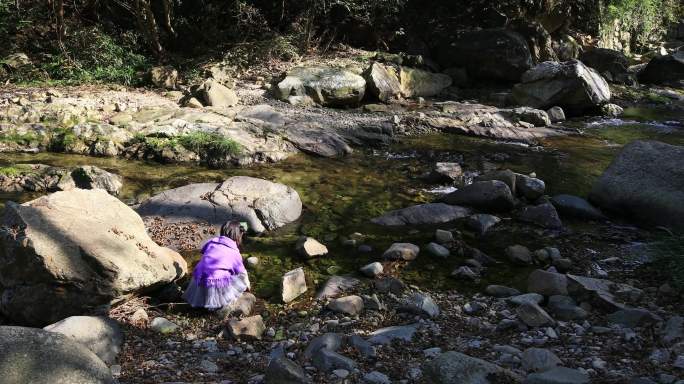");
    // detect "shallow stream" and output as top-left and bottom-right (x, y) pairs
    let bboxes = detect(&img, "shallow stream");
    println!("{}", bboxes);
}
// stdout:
(1, 107), (683, 301)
